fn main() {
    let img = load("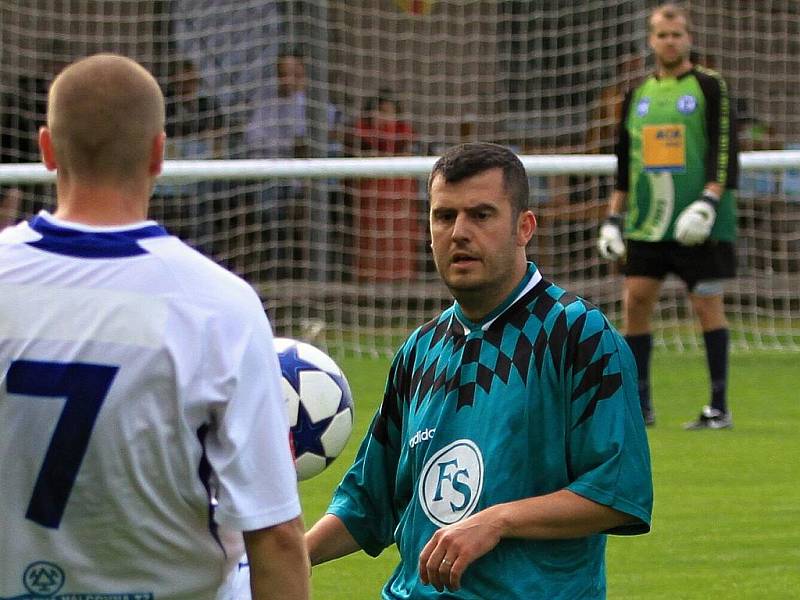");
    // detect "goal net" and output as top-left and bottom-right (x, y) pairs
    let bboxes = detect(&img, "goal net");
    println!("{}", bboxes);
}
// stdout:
(2, 0), (799, 356)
